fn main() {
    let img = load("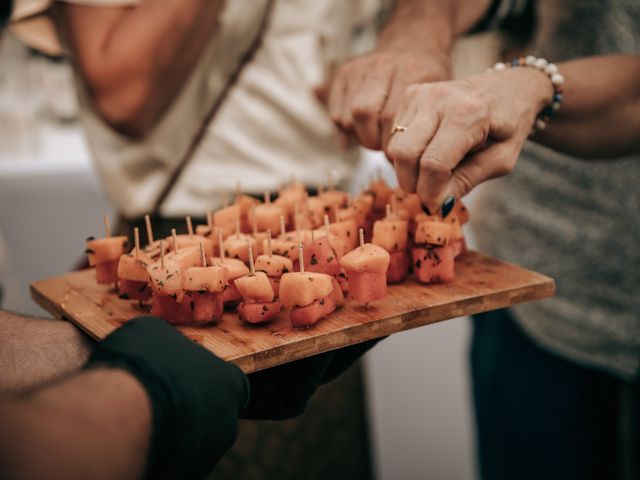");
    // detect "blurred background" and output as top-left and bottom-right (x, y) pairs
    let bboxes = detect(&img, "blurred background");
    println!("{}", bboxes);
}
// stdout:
(0, 29), (498, 480)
